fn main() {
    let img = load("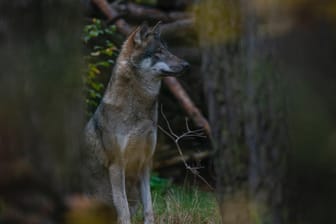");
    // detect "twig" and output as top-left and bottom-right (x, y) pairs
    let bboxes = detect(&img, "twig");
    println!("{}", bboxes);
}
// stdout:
(158, 105), (214, 191)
